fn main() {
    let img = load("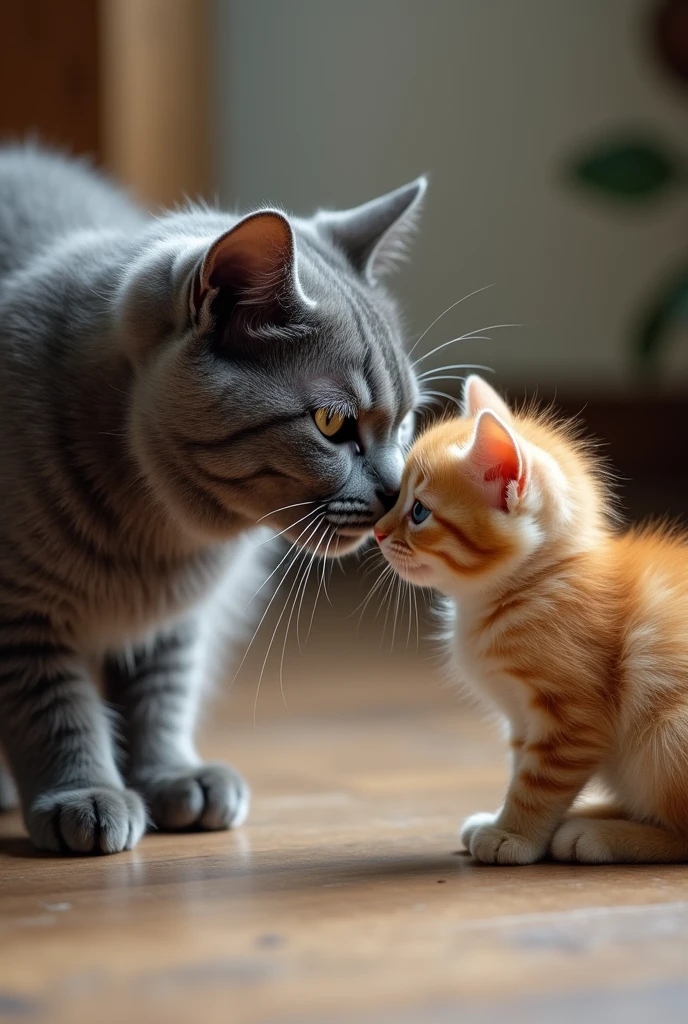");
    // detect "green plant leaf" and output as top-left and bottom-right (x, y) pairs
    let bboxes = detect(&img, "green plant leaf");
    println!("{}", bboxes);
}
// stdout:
(571, 138), (682, 200)
(636, 270), (688, 367)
